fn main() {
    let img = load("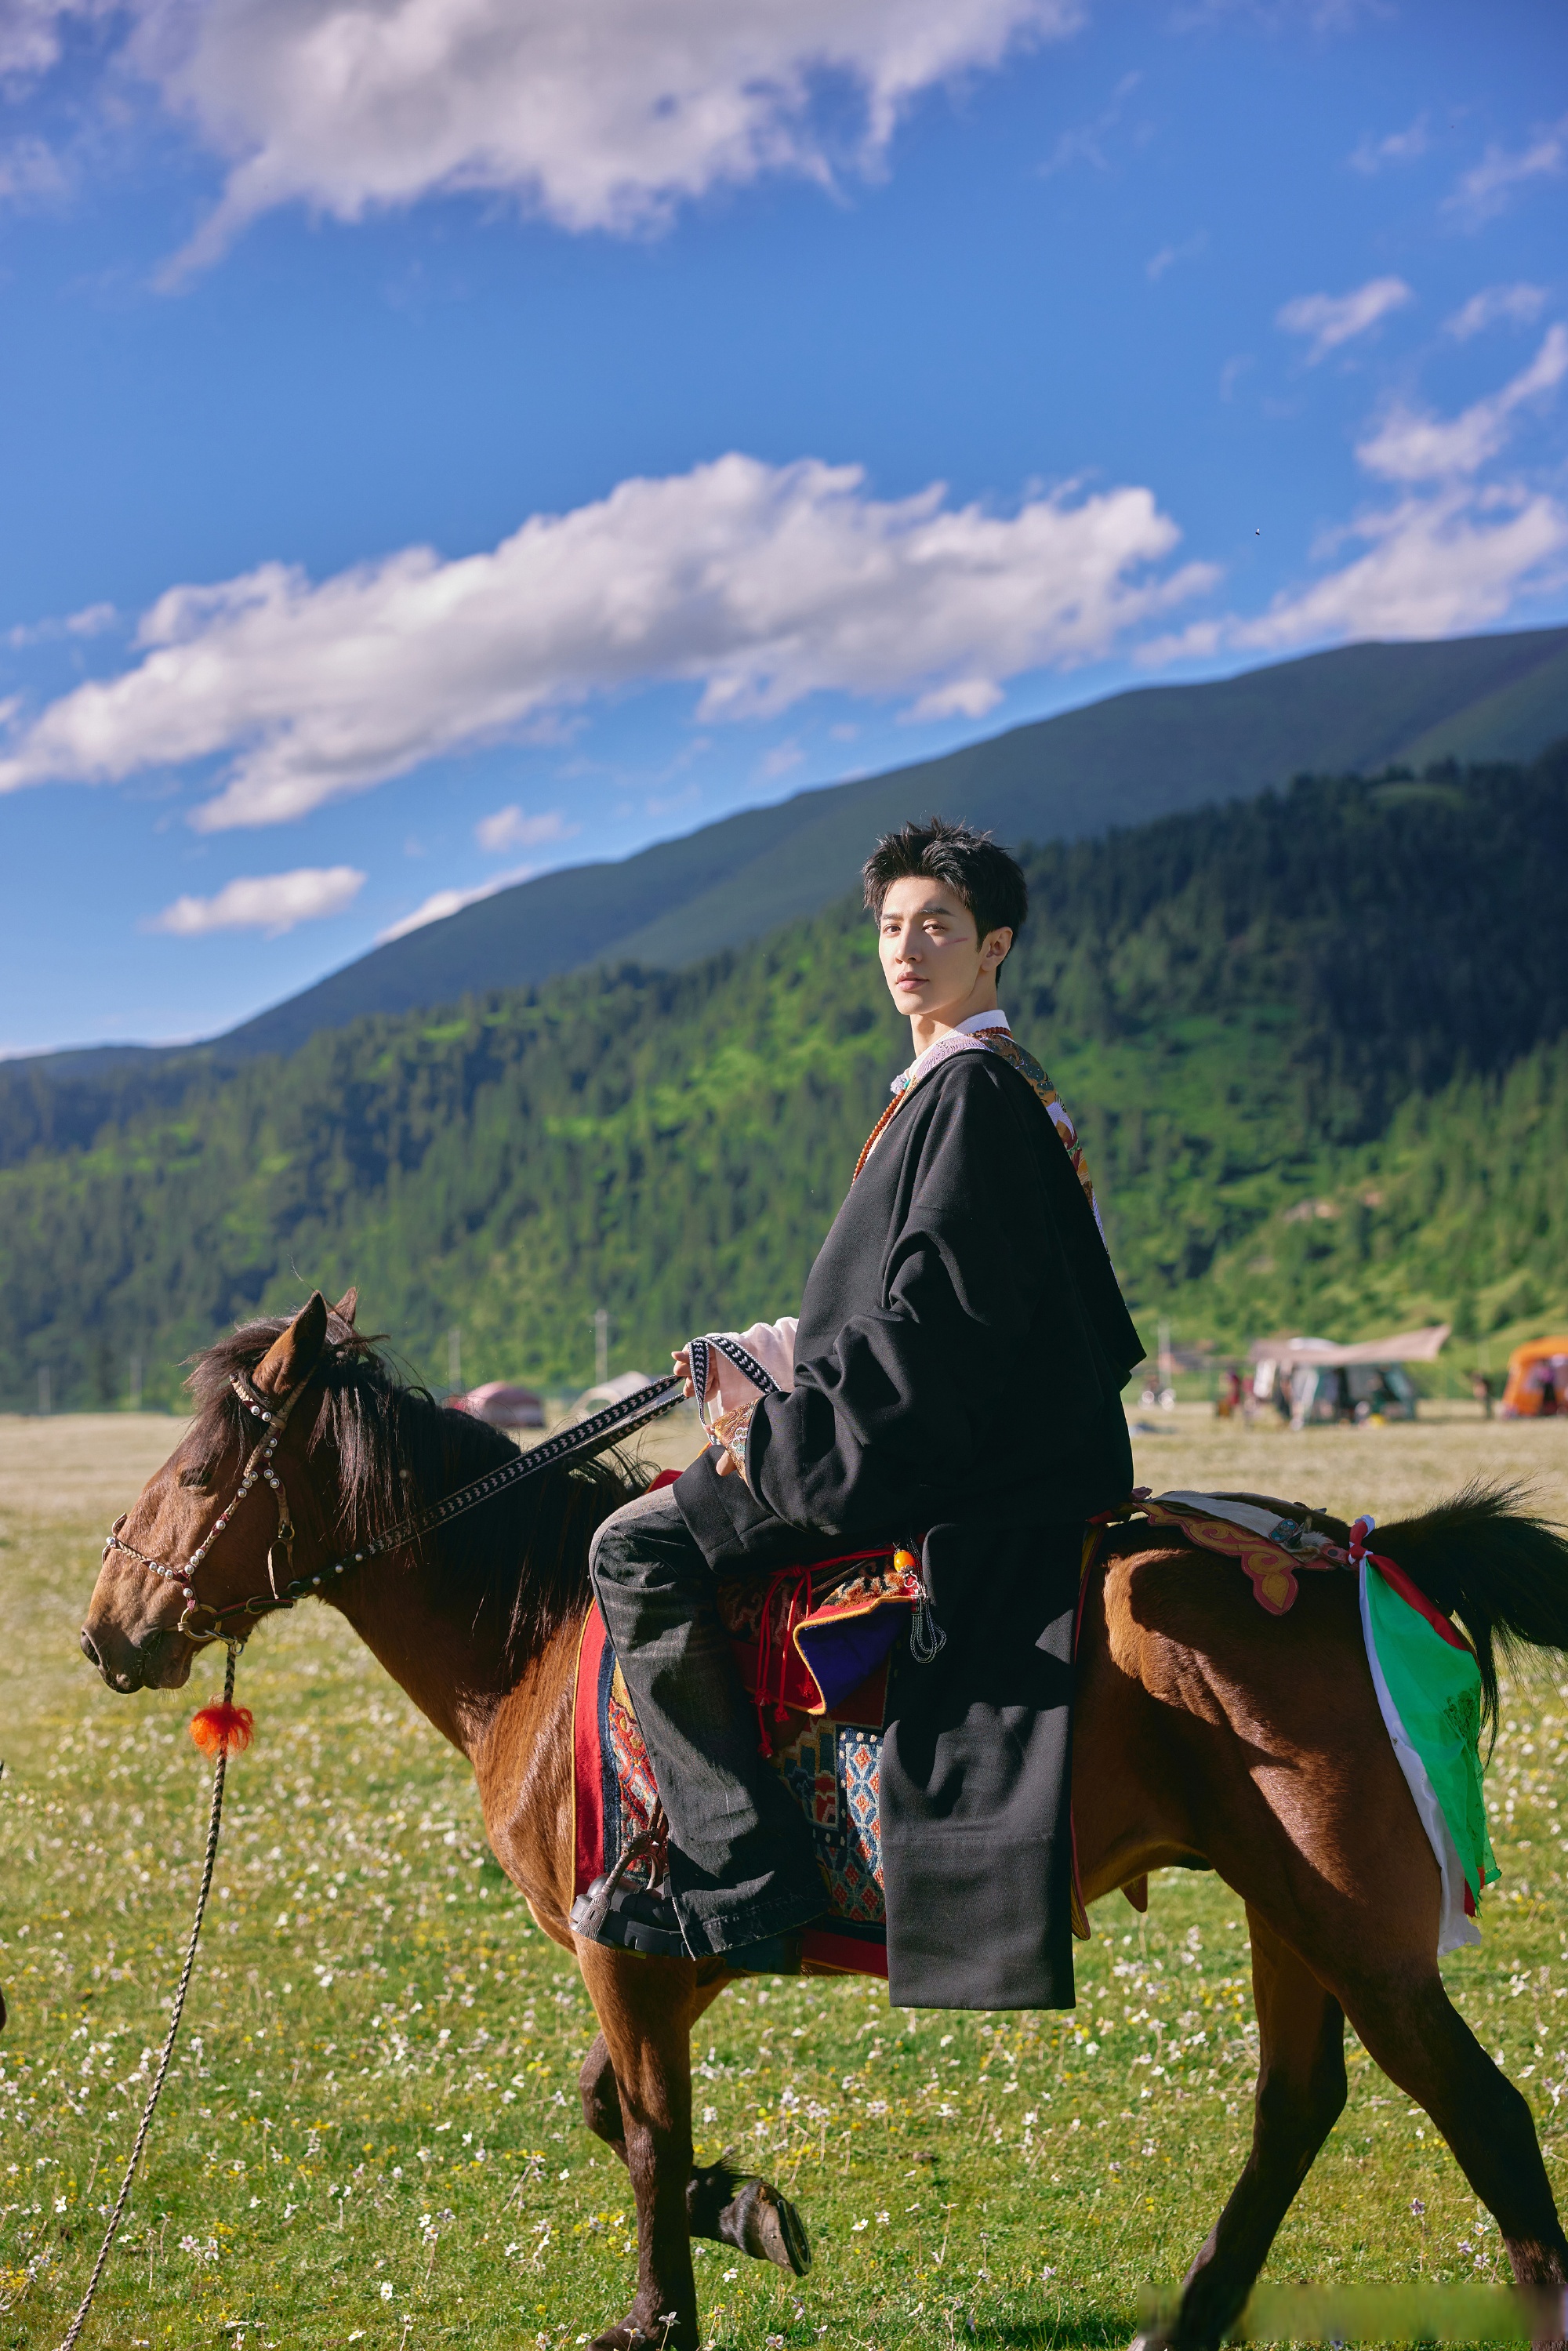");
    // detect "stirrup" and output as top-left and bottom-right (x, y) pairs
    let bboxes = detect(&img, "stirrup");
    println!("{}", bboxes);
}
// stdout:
(570, 1810), (670, 1939)
(570, 1872), (689, 1959)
